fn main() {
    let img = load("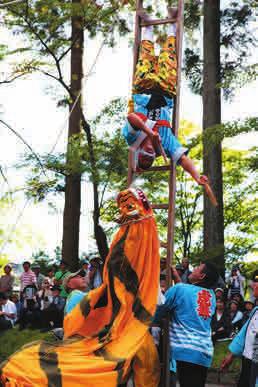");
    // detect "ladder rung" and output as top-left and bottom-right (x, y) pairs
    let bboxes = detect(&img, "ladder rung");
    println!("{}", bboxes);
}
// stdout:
(135, 165), (171, 173)
(140, 17), (177, 27)
(151, 204), (169, 210)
